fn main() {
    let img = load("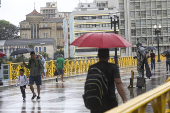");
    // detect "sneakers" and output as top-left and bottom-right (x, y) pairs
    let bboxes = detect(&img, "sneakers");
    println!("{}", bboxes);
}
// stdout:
(23, 98), (26, 102)
(37, 96), (40, 101)
(31, 94), (37, 100)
